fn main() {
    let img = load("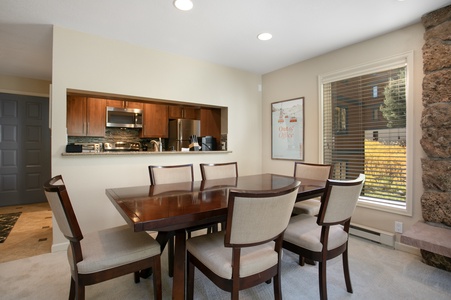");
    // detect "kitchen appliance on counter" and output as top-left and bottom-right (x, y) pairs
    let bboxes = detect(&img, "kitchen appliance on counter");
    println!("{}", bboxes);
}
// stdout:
(103, 141), (141, 151)
(168, 119), (201, 151)
(106, 106), (143, 128)
(199, 136), (216, 151)
(66, 143), (102, 153)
